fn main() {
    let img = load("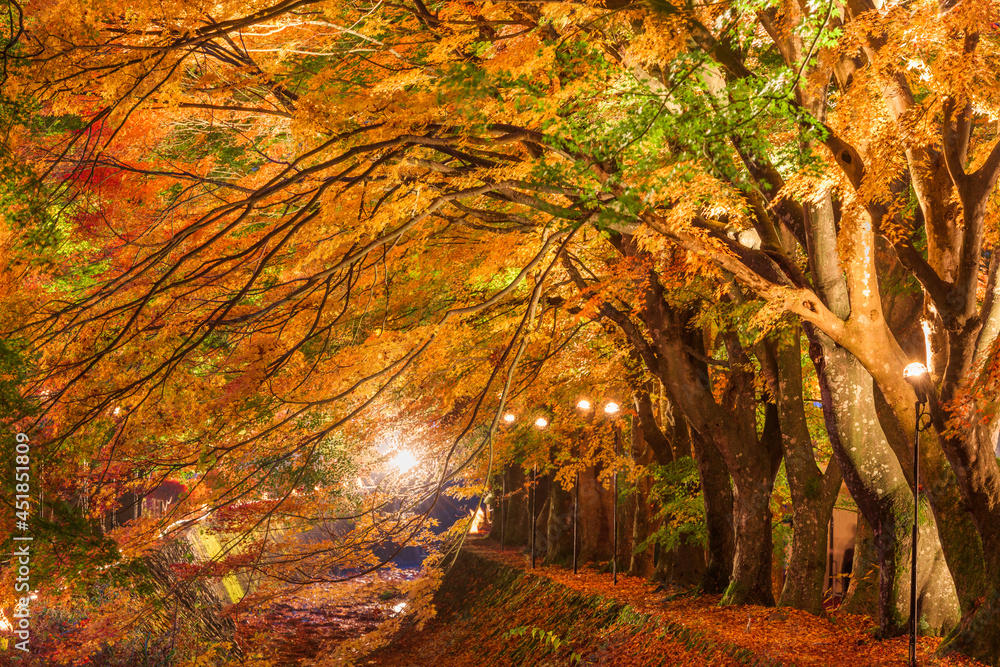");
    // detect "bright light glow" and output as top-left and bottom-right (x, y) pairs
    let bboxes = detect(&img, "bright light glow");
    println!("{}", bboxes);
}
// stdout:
(534, 417), (548, 429)
(577, 399), (591, 410)
(393, 602), (407, 613)
(604, 402), (620, 414)
(903, 362), (929, 380)
(392, 450), (417, 473)
(503, 413), (516, 424)
(468, 507), (486, 534)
